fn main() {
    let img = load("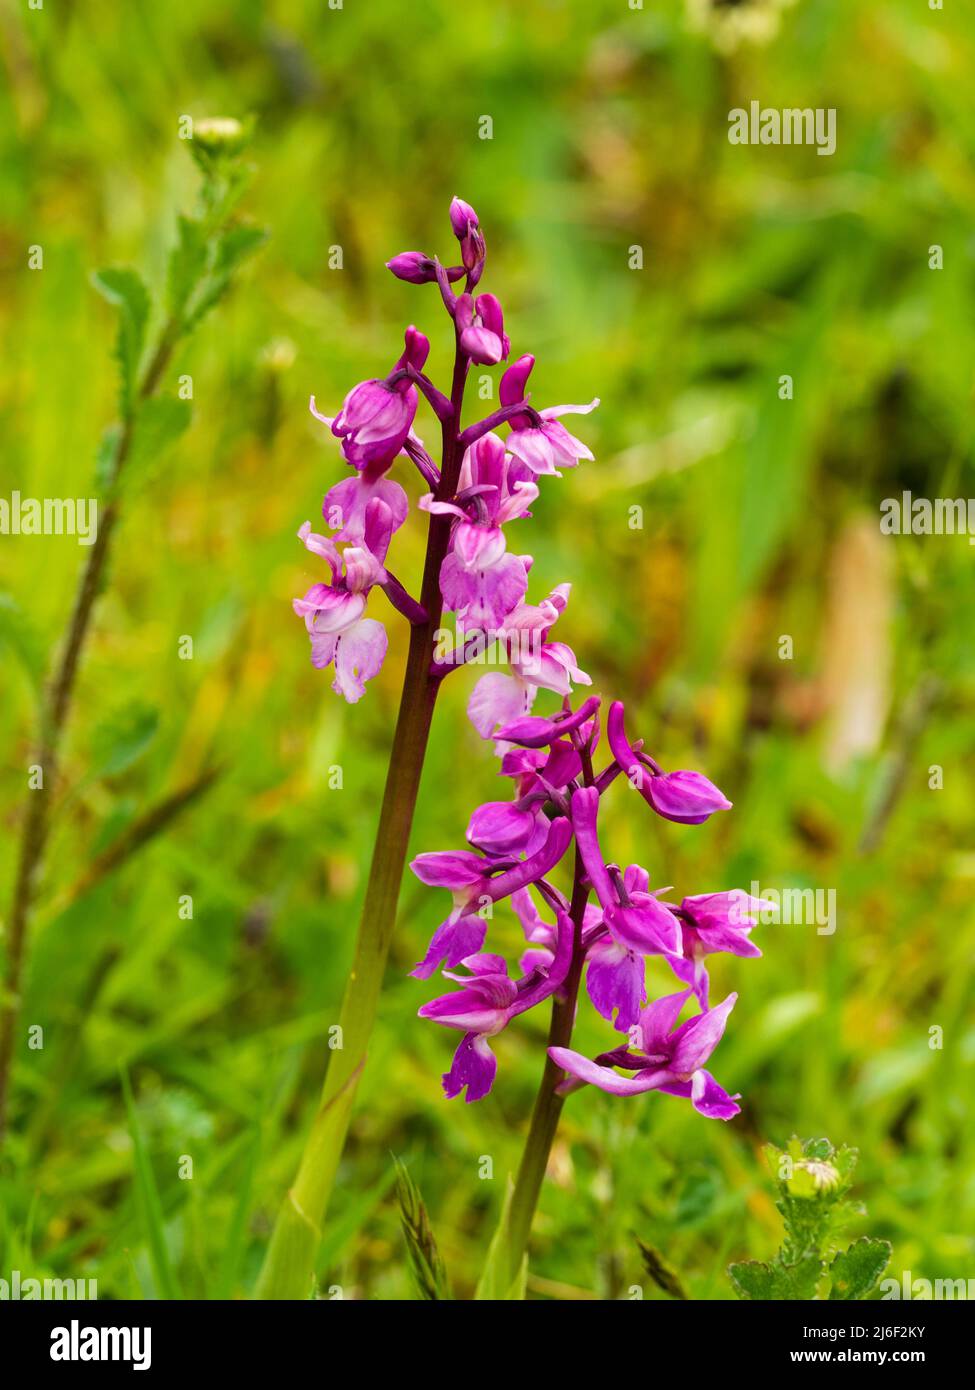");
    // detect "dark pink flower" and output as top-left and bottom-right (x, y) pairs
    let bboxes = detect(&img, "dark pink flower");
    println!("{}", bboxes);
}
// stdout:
(449, 196), (485, 282)
(499, 355), (598, 476)
(419, 909), (573, 1101)
(606, 701), (732, 825)
(455, 292), (510, 365)
(327, 327), (430, 475)
(291, 507), (391, 703)
(467, 584), (591, 740)
(669, 891), (771, 1005)
(571, 786), (681, 1030)
(410, 816), (572, 979)
(386, 252), (465, 285)
(550, 989), (741, 1120)
(422, 432), (536, 631)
